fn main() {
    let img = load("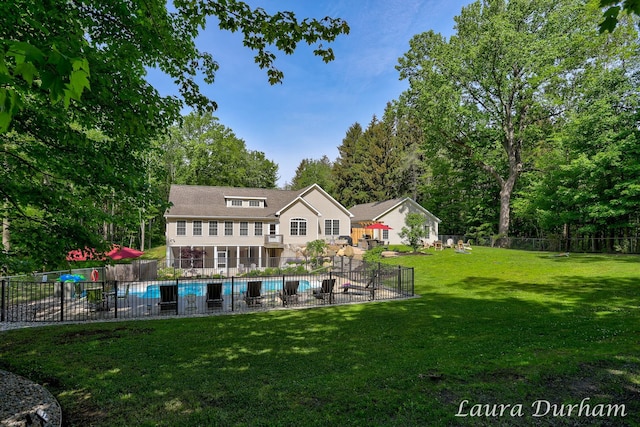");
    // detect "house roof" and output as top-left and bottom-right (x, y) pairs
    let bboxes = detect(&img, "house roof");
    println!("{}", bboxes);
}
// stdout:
(349, 198), (441, 223)
(165, 184), (352, 220)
